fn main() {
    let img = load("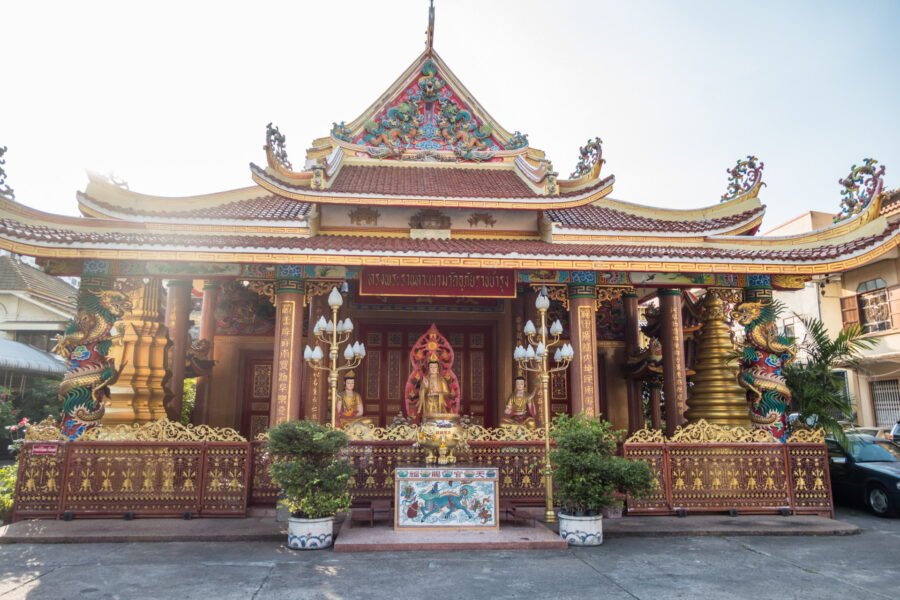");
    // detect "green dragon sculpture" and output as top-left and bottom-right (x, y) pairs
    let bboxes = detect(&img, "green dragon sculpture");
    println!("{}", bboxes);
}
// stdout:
(54, 289), (132, 439)
(731, 300), (796, 440)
